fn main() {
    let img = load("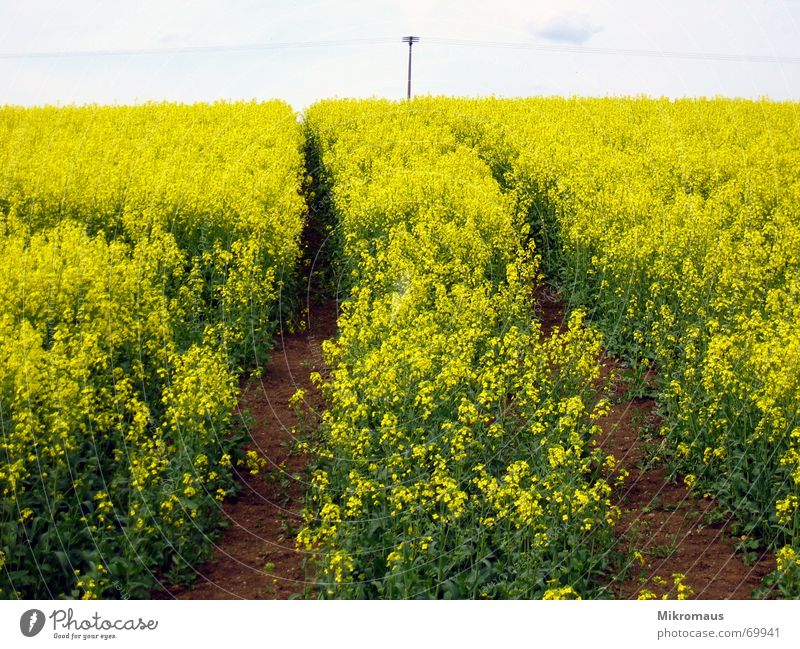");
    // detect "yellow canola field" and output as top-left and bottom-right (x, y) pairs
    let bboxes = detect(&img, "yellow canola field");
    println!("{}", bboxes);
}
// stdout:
(443, 96), (800, 596)
(0, 101), (305, 598)
(299, 100), (621, 599)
